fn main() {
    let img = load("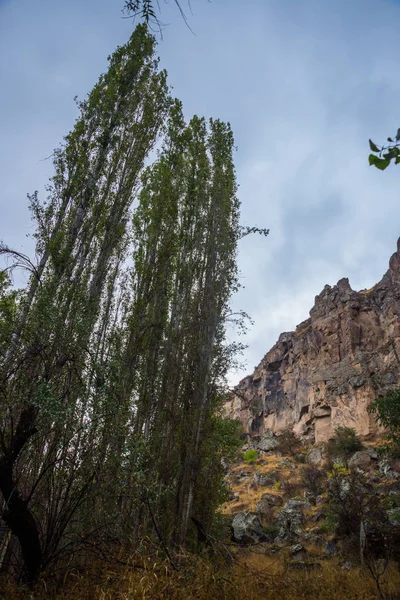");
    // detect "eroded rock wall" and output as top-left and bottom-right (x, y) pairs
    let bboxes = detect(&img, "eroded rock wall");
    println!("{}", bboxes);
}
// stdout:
(224, 240), (400, 442)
